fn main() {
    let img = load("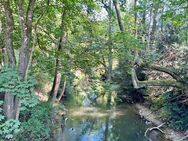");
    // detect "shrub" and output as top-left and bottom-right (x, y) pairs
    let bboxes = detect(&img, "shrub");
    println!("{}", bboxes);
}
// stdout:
(160, 92), (188, 130)
(18, 102), (53, 141)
